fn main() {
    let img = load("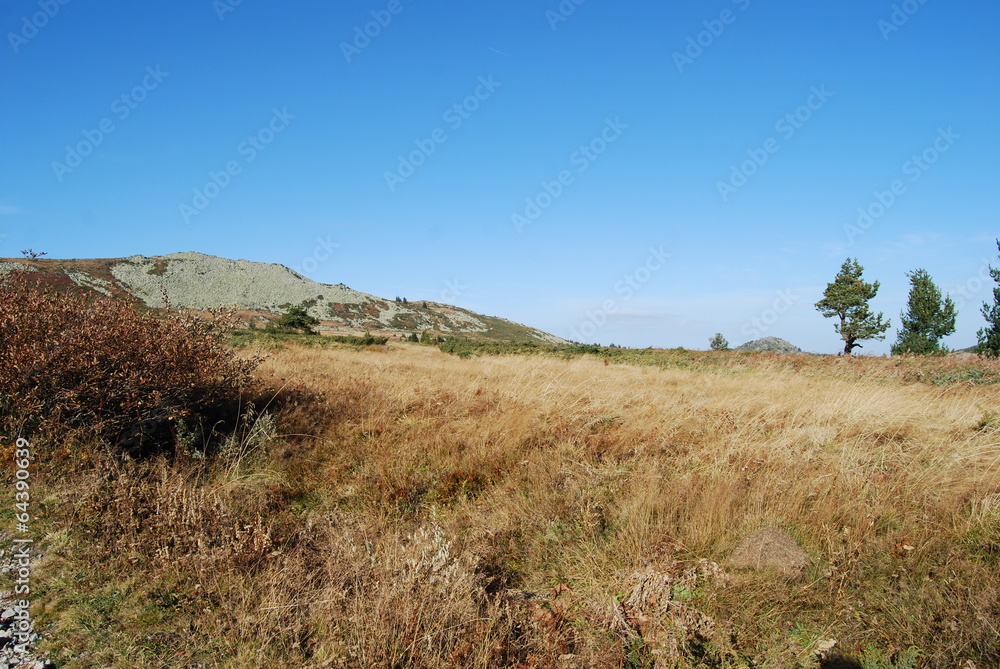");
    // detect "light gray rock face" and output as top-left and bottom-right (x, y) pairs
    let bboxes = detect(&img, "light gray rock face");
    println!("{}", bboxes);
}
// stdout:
(735, 337), (803, 354)
(110, 252), (370, 312)
(2, 252), (568, 343)
(104, 253), (570, 342)
(0, 262), (34, 276)
(64, 270), (114, 296)
(106, 253), (482, 332)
